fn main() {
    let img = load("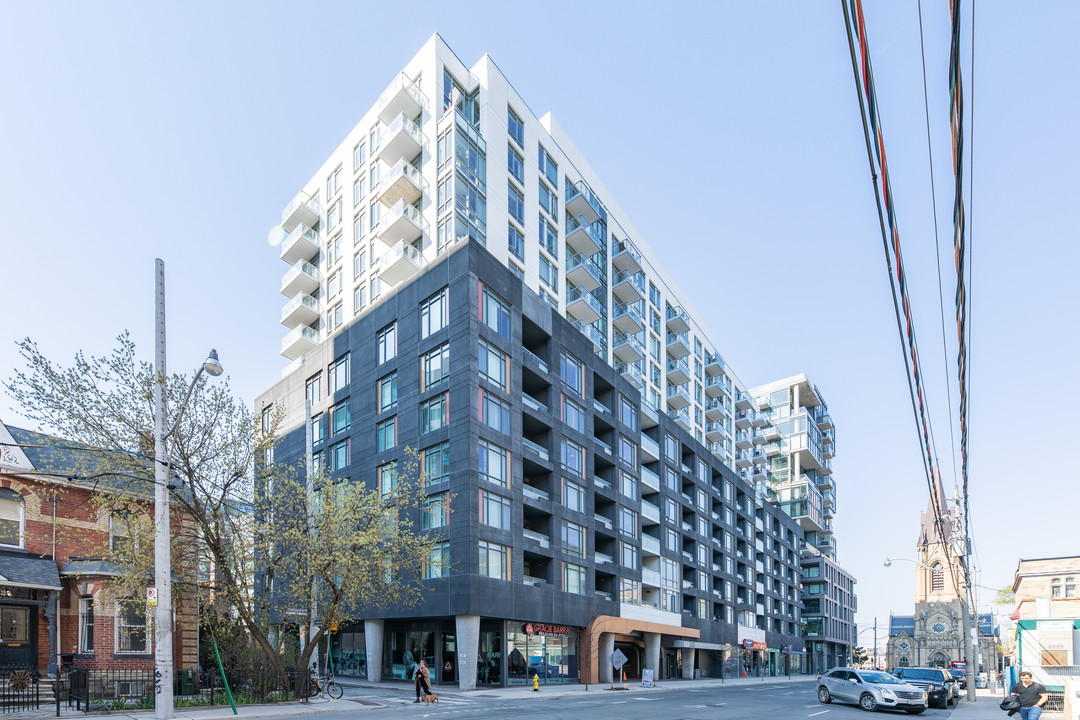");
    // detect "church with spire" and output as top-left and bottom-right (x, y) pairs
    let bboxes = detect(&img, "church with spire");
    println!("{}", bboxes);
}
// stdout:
(885, 475), (998, 670)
